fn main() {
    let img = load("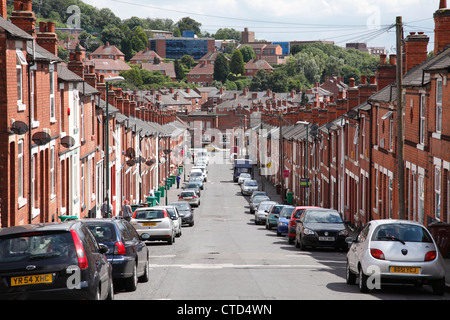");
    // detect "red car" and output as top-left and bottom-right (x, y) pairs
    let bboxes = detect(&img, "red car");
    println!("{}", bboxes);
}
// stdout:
(288, 206), (320, 244)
